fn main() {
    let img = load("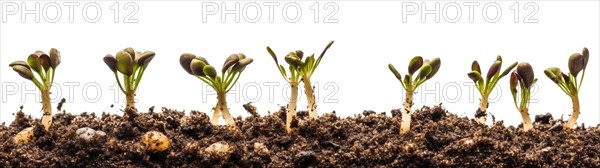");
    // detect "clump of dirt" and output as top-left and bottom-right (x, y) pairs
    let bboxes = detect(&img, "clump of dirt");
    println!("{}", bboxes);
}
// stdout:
(1, 105), (599, 167)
